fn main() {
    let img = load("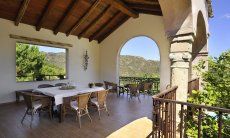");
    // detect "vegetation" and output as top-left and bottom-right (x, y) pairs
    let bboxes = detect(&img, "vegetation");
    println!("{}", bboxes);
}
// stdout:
(119, 55), (160, 78)
(187, 50), (230, 137)
(16, 43), (66, 82)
